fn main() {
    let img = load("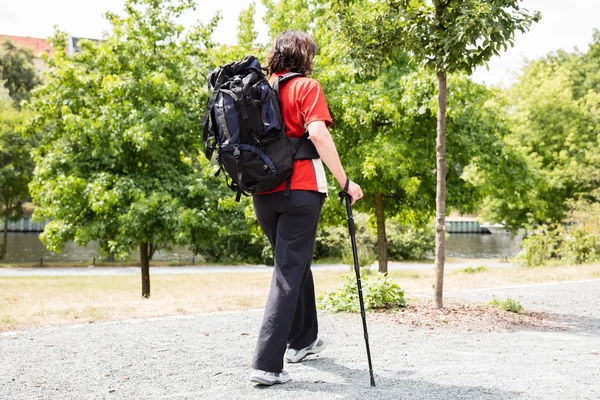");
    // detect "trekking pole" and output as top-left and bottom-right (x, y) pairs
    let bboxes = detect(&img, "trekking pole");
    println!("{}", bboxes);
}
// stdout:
(339, 180), (376, 387)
